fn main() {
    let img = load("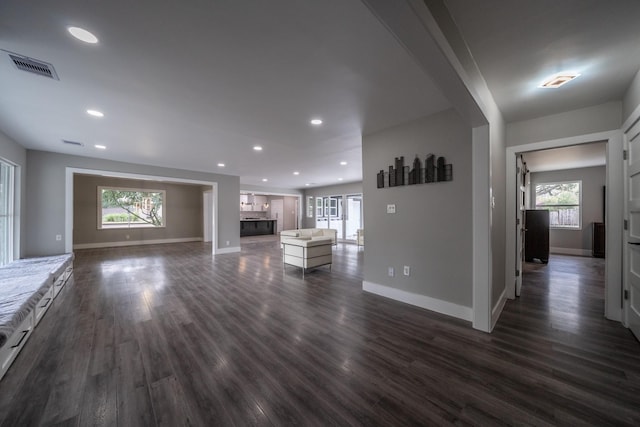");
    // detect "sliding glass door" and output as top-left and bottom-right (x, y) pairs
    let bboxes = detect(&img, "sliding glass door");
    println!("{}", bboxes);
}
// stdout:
(314, 193), (362, 242)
